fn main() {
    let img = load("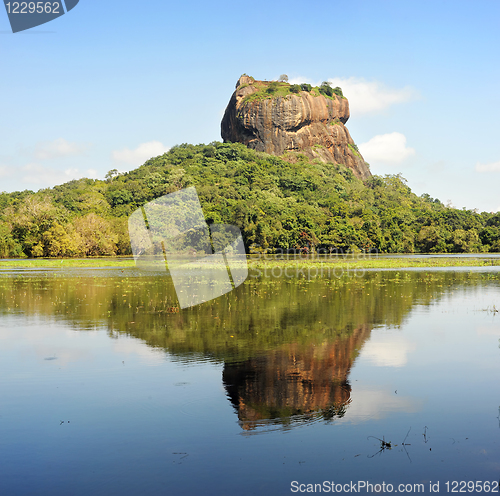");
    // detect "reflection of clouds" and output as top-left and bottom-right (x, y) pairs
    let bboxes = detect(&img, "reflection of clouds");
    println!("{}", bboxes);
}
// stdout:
(0, 317), (166, 368)
(358, 332), (416, 367)
(0, 319), (70, 347)
(0, 318), (98, 368)
(476, 324), (500, 337)
(338, 388), (422, 423)
(112, 336), (166, 366)
(33, 345), (92, 368)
